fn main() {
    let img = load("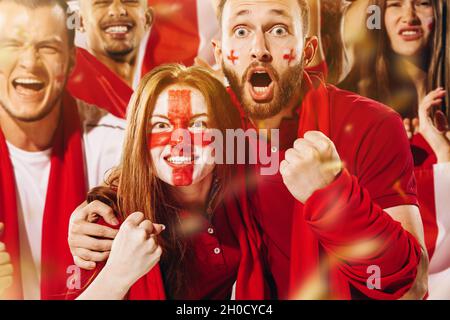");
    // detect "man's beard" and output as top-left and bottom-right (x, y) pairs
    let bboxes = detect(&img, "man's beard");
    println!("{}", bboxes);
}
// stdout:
(223, 59), (304, 120)
(0, 87), (64, 123)
(105, 47), (135, 62)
